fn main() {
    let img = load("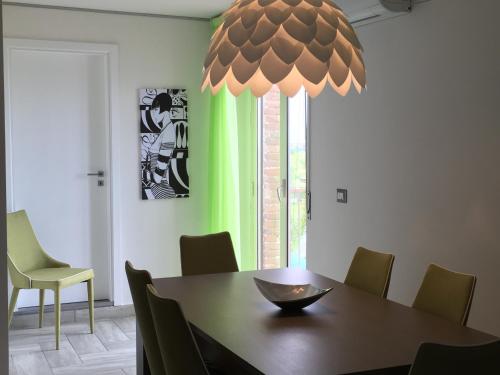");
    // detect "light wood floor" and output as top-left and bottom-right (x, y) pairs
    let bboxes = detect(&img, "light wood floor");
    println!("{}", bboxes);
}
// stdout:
(9, 306), (136, 375)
